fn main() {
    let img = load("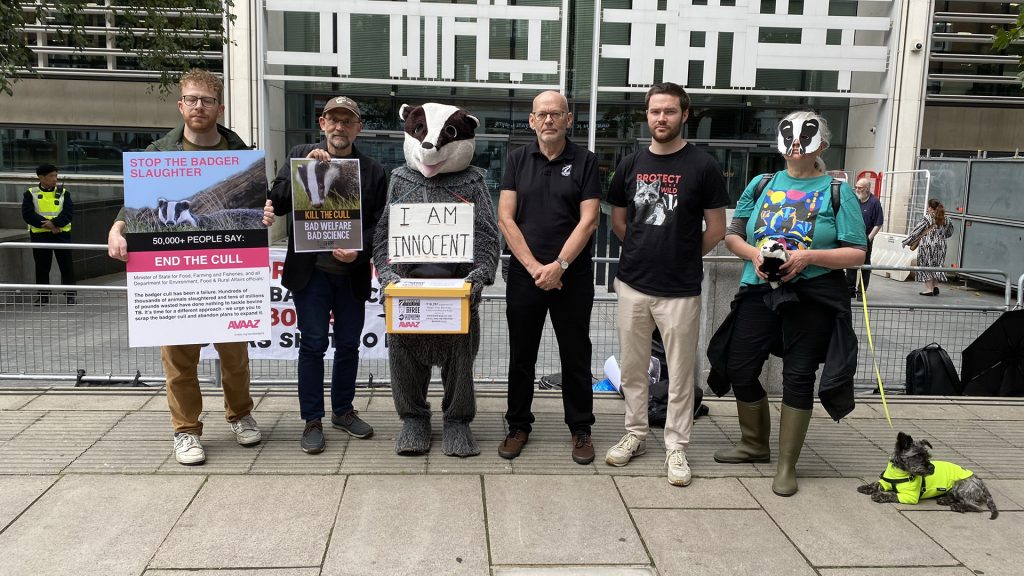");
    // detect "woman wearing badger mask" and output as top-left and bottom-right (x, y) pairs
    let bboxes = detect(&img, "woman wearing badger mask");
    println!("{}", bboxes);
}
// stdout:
(706, 111), (867, 497)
